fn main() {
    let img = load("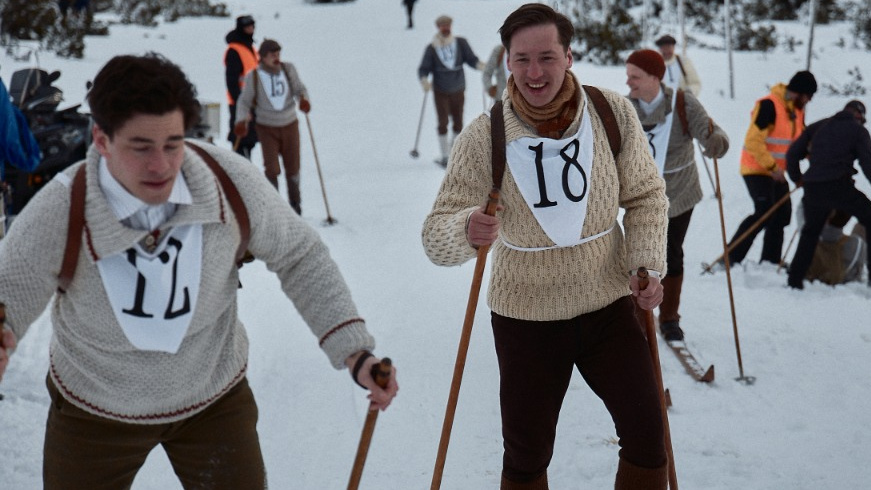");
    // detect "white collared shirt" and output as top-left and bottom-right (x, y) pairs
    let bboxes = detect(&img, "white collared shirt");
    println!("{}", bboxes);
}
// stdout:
(98, 156), (192, 231)
(638, 88), (665, 117)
